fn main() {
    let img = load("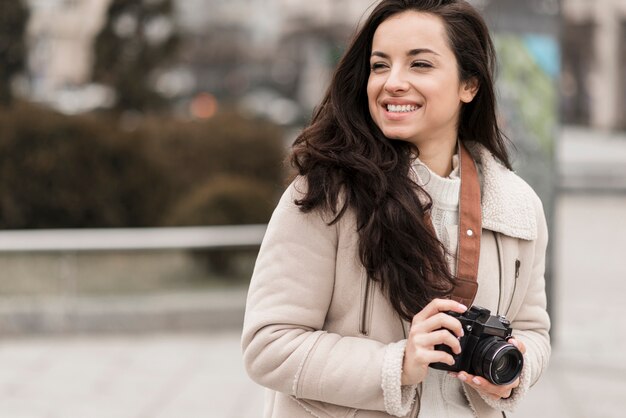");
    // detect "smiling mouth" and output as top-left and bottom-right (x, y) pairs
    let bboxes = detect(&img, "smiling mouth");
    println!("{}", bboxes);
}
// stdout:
(385, 104), (420, 113)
